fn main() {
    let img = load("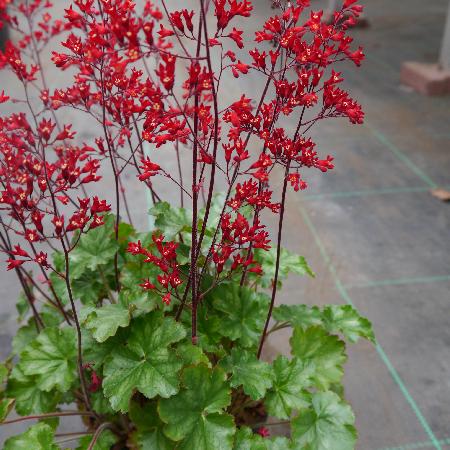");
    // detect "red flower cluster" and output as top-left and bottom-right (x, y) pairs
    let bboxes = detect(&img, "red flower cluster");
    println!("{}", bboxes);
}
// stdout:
(0, 0), (365, 342)
(127, 234), (183, 306)
(0, 107), (109, 262)
(6, 245), (48, 271)
(213, 213), (266, 275)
